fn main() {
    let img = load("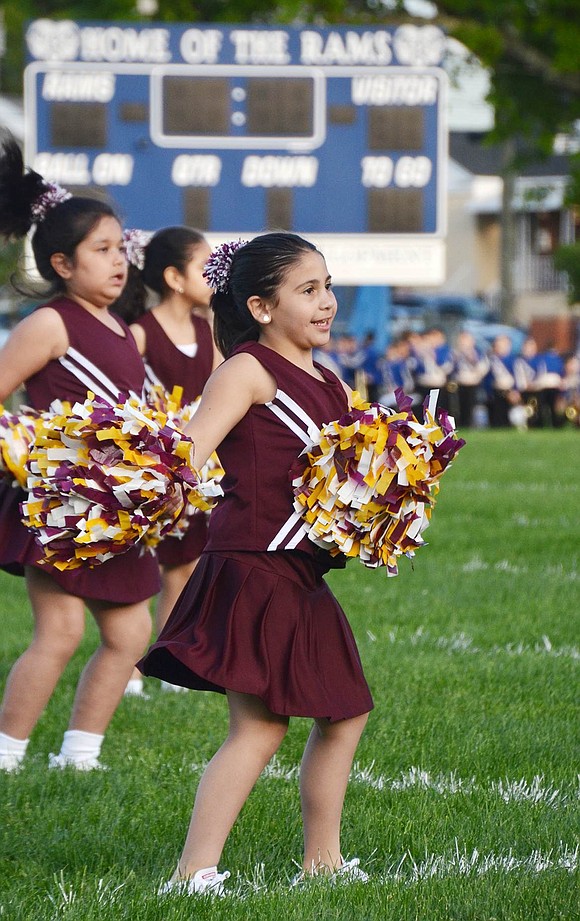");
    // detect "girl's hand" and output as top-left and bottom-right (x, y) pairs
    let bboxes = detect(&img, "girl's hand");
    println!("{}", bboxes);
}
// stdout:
(0, 308), (68, 402)
(183, 352), (275, 468)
